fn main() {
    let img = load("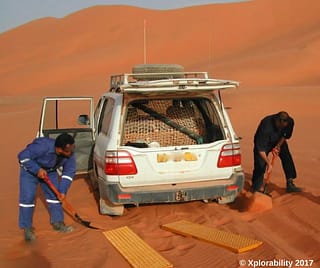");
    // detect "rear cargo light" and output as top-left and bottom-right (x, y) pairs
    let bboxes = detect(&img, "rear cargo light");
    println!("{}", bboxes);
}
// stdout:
(217, 144), (241, 168)
(105, 150), (137, 175)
